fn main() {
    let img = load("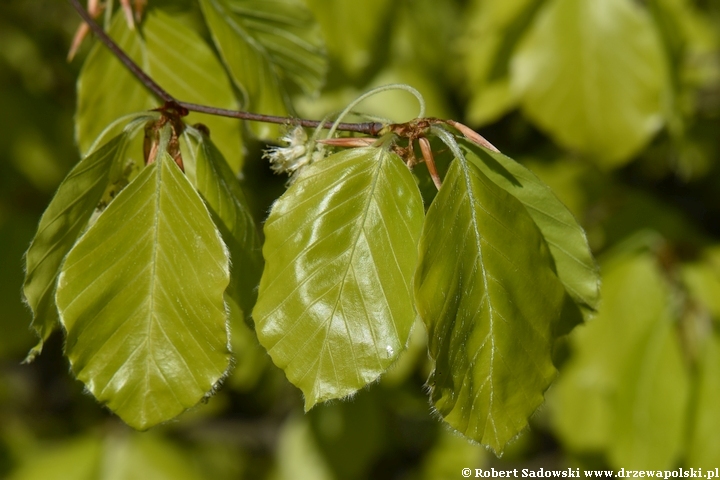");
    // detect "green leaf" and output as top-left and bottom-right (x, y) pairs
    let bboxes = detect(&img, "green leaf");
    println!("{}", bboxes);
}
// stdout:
(548, 252), (689, 469)
(459, 139), (599, 318)
(199, 0), (327, 139)
(56, 153), (231, 430)
(23, 129), (140, 359)
(415, 156), (566, 454)
(77, 8), (244, 170)
(253, 147), (424, 409)
(182, 127), (263, 321)
(511, 0), (668, 166)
